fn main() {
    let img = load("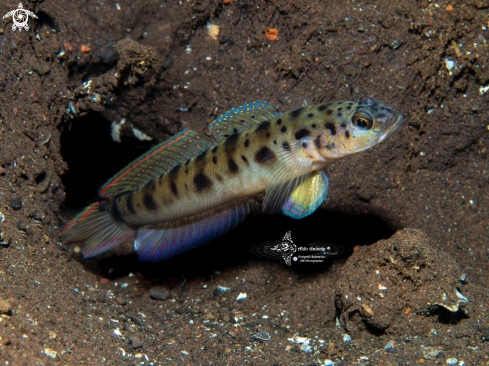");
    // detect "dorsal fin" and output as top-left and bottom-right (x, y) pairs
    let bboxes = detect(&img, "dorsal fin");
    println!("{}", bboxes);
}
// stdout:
(99, 128), (216, 198)
(207, 100), (279, 141)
